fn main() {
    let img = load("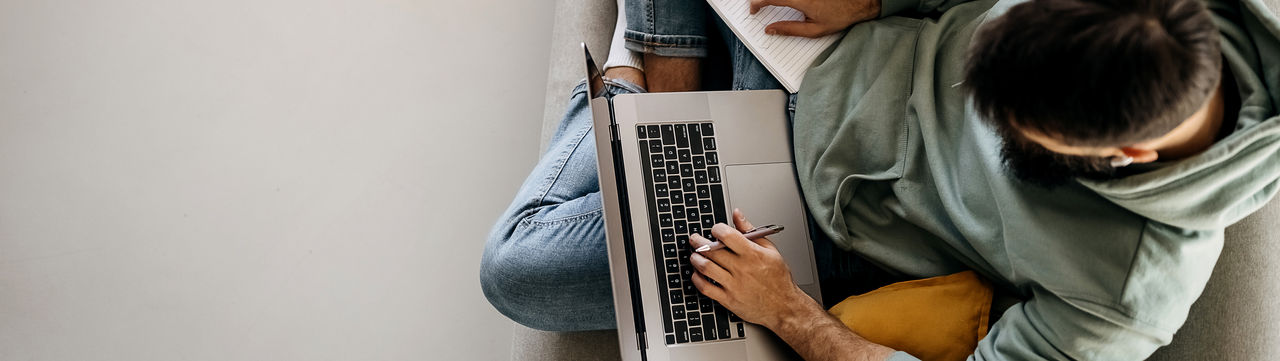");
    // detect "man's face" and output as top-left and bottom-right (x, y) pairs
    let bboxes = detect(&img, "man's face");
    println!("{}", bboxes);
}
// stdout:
(996, 126), (1120, 187)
